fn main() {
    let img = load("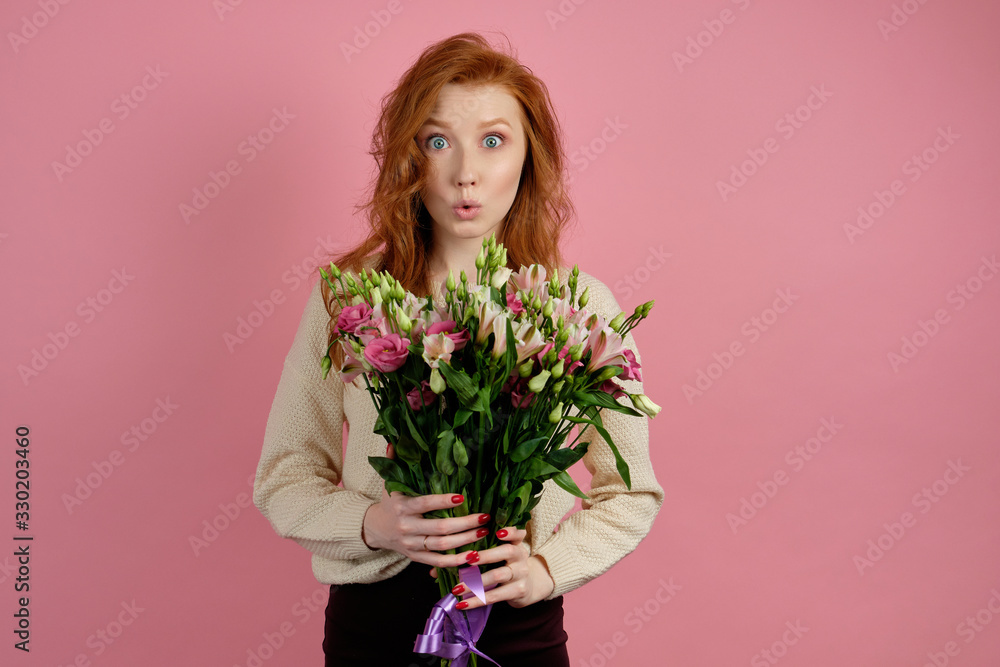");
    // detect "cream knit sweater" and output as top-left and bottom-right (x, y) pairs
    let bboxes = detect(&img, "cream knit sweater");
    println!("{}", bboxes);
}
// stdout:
(253, 263), (664, 601)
